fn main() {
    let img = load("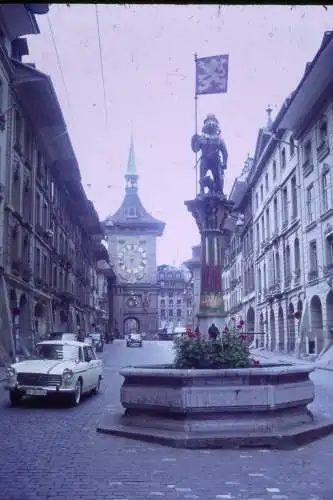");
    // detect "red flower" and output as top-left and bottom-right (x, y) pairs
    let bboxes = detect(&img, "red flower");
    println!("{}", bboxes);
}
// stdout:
(239, 319), (244, 327)
(251, 358), (260, 366)
(240, 334), (246, 340)
(237, 323), (242, 329)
